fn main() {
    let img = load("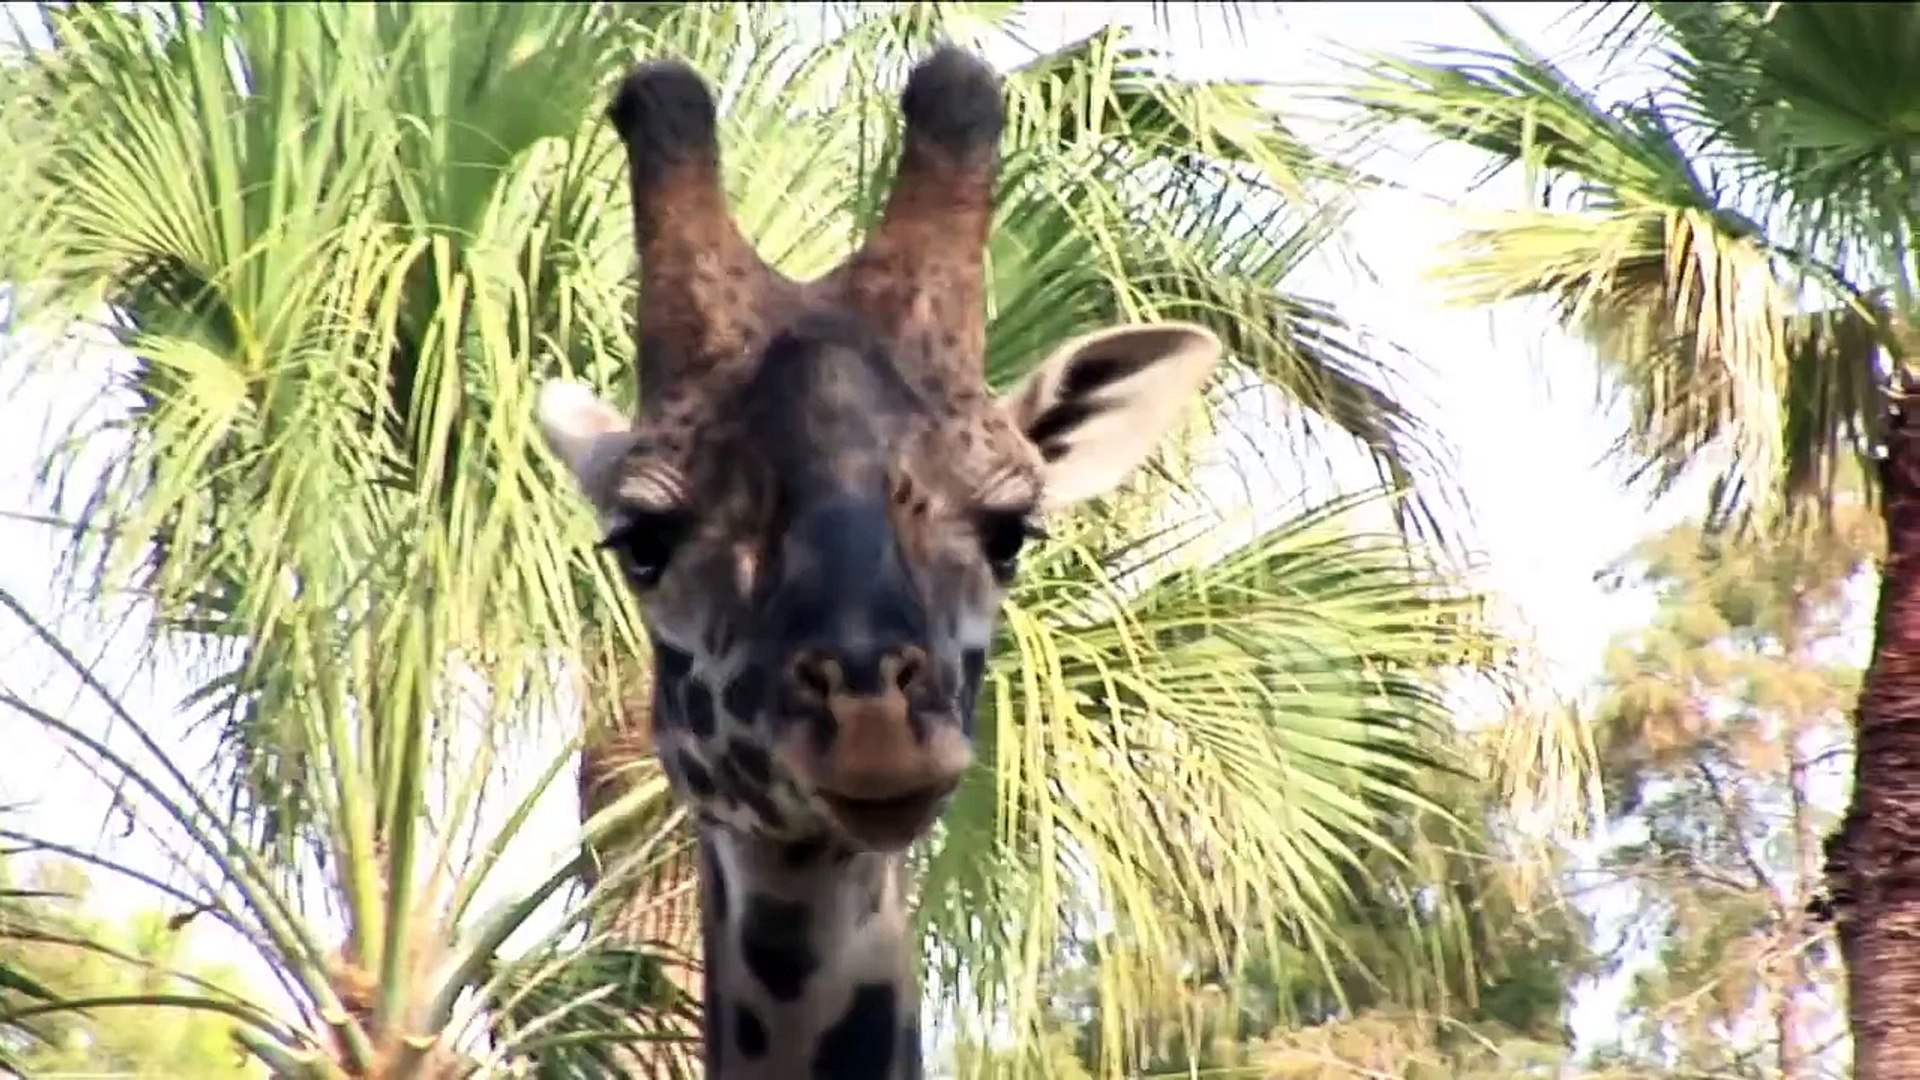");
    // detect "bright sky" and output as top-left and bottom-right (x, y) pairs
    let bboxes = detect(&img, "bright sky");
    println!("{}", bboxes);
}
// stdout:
(0, 0), (1851, 1070)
